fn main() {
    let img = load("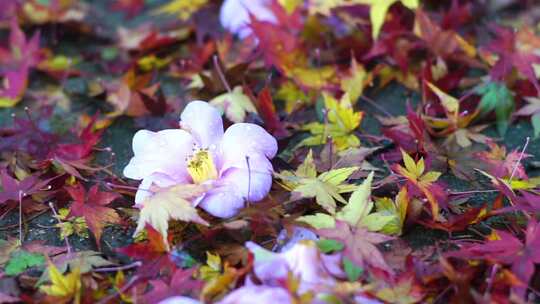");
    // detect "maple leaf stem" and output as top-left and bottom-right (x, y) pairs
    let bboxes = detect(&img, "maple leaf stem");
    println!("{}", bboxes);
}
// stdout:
(245, 156), (251, 206)
(96, 274), (139, 304)
(0, 209), (49, 231)
(359, 95), (392, 117)
(105, 182), (143, 192)
(18, 190), (23, 244)
(484, 264), (499, 297)
(433, 284), (453, 304)
(94, 261), (142, 273)
(509, 136), (530, 182)
(448, 189), (498, 195)
(213, 55), (232, 93)
(49, 202), (72, 254)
